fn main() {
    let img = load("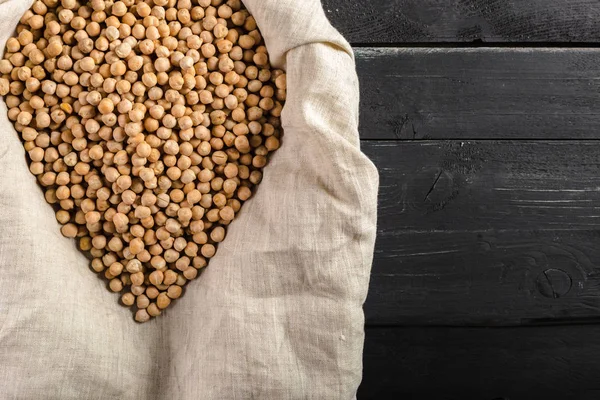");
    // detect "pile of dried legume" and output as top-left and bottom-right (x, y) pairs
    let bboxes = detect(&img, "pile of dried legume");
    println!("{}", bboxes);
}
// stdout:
(0, 0), (286, 322)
